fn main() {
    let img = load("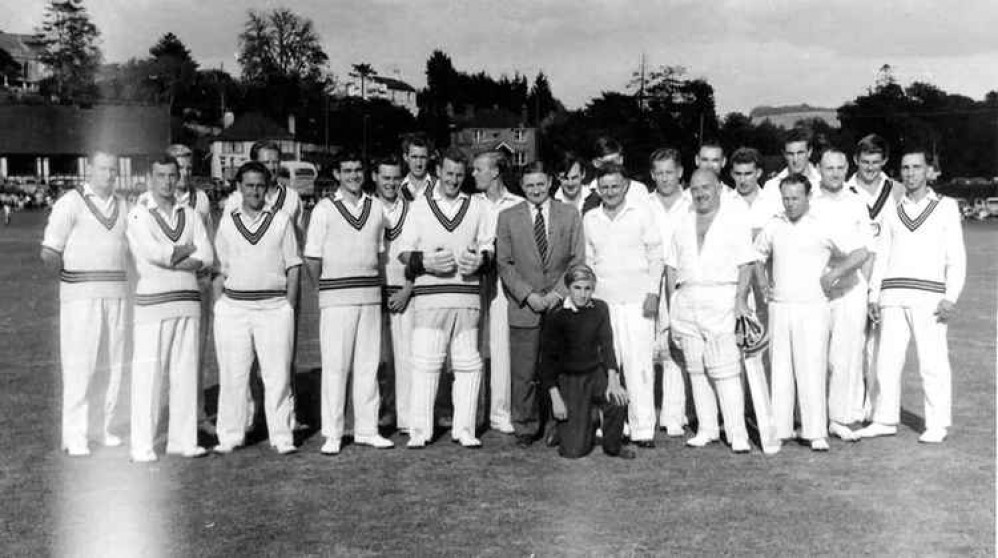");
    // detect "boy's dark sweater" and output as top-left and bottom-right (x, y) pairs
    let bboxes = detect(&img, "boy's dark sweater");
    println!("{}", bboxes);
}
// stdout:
(540, 298), (619, 391)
